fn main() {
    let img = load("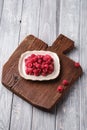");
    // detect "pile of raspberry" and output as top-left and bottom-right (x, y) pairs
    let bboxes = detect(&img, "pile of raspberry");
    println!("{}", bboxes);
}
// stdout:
(25, 54), (54, 76)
